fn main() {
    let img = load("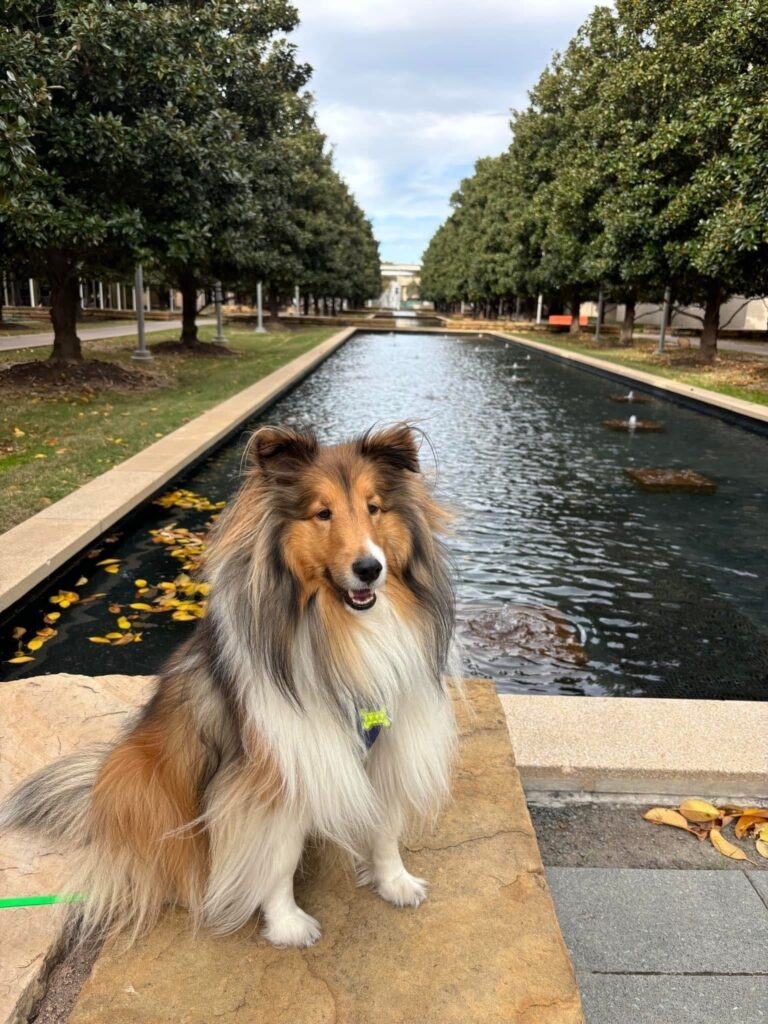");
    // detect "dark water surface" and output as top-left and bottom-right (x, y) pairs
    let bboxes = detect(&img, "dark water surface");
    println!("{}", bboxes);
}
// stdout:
(3, 331), (768, 699)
